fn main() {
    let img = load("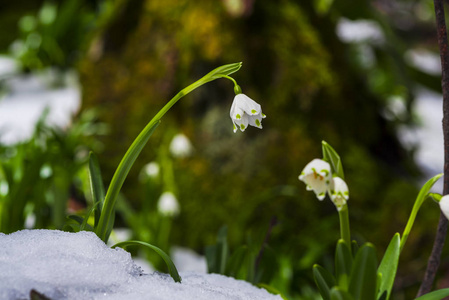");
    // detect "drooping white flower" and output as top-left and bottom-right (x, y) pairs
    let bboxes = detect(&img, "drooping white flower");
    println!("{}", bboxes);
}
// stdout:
(439, 195), (449, 220)
(169, 133), (193, 158)
(143, 162), (160, 178)
(230, 93), (266, 133)
(298, 159), (332, 200)
(328, 177), (349, 211)
(157, 191), (180, 217)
